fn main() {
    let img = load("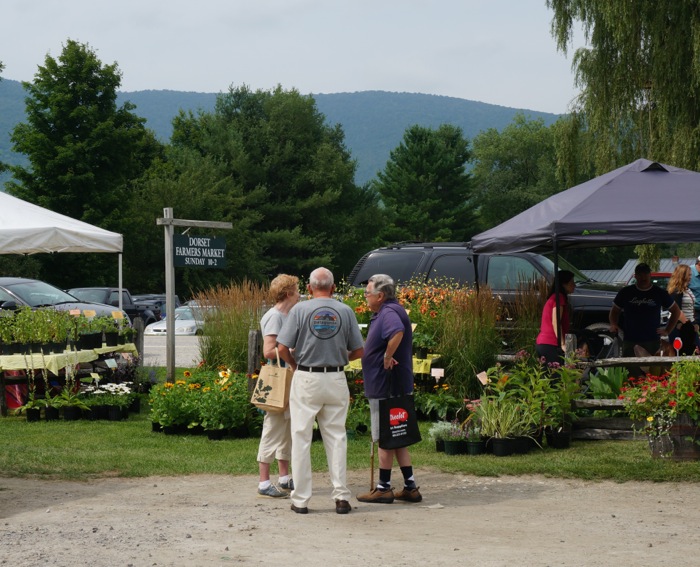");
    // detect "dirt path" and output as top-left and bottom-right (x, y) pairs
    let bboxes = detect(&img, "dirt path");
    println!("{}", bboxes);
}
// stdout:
(1, 470), (697, 566)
